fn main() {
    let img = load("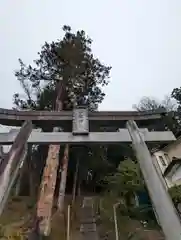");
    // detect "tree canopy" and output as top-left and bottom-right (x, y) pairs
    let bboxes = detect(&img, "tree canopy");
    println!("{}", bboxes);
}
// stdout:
(134, 95), (180, 135)
(14, 25), (111, 111)
(133, 95), (177, 112)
